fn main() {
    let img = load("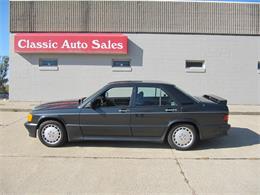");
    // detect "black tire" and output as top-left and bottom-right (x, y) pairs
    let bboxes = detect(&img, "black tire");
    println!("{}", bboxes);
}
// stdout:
(167, 124), (198, 150)
(38, 120), (67, 147)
